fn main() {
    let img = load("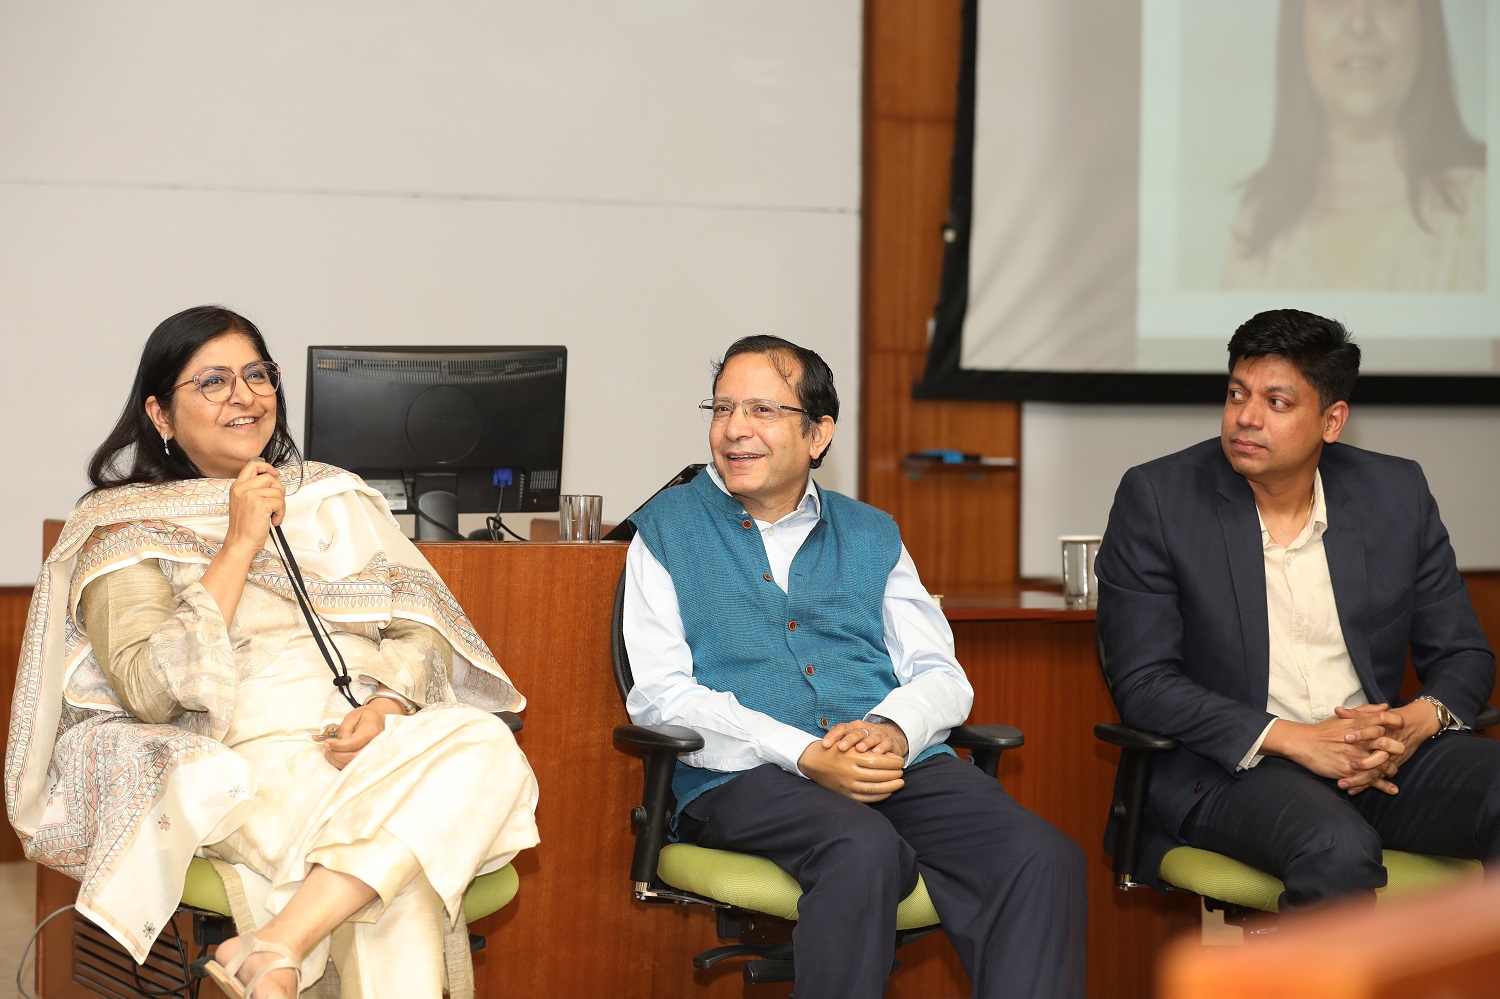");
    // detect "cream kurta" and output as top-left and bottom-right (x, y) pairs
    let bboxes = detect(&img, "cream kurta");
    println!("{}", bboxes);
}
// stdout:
(79, 557), (539, 996)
